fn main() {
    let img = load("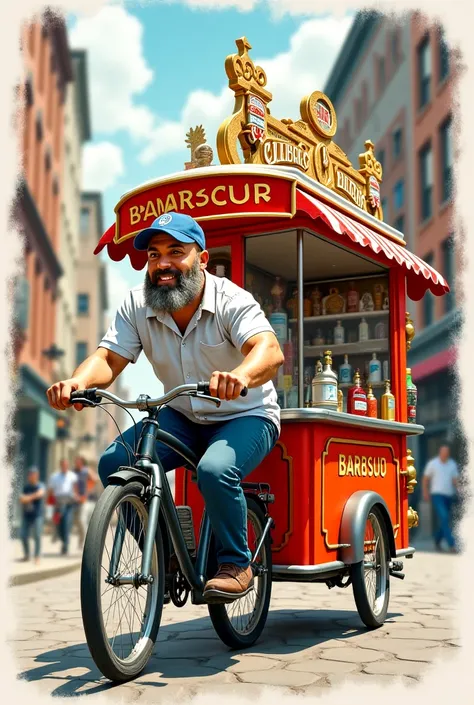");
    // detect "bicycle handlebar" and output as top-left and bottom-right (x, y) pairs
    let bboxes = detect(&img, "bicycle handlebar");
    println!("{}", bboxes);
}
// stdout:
(69, 381), (248, 410)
